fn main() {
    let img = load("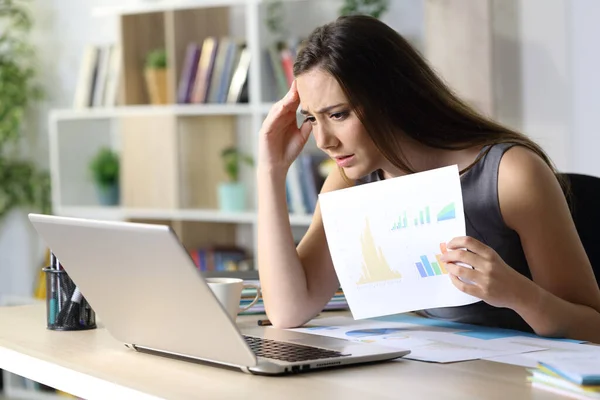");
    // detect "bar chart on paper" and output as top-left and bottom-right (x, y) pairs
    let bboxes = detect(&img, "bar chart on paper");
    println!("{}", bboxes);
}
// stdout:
(415, 243), (449, 278)
(391, 202), (456, 231)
